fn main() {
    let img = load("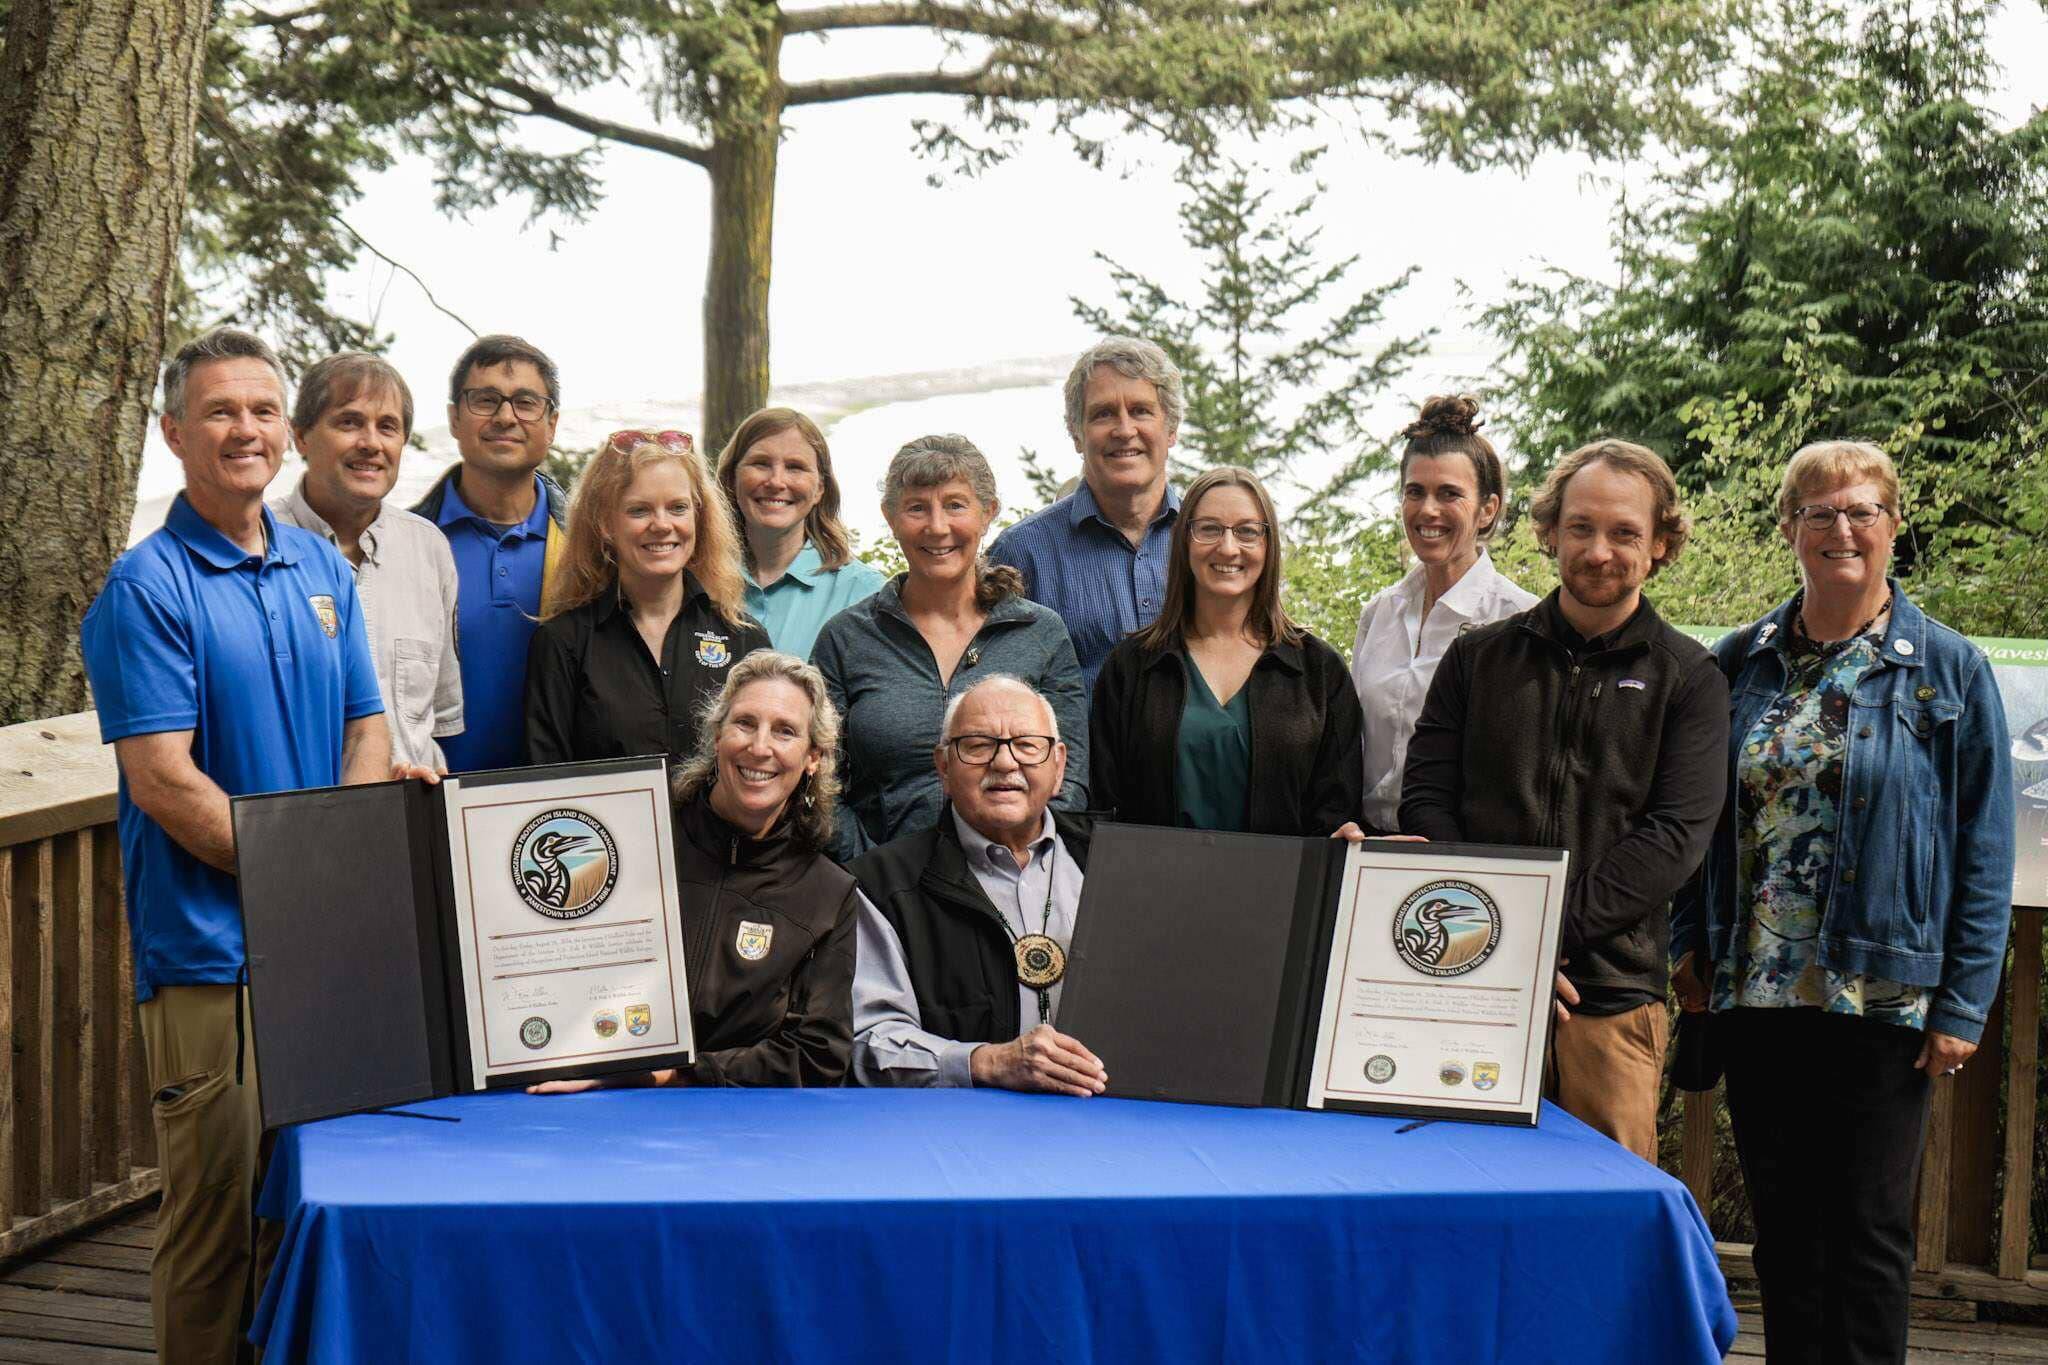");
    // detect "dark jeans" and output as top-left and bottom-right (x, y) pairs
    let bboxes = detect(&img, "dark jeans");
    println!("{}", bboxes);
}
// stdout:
(1721, 1006), (1932, 1365)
